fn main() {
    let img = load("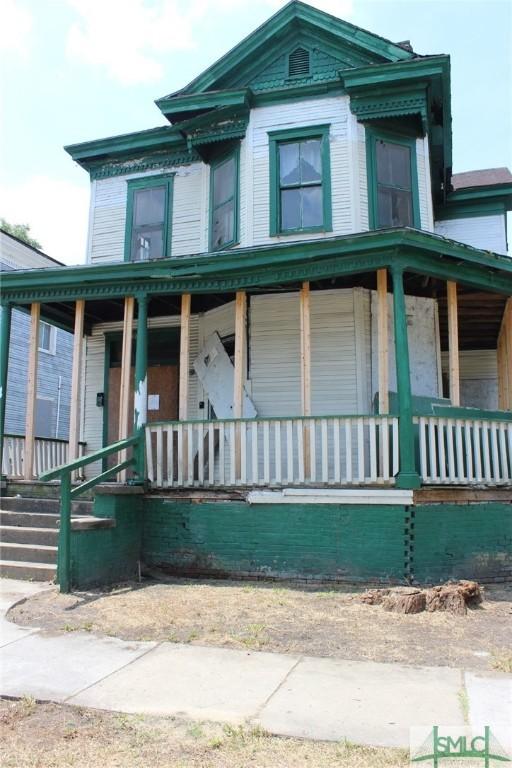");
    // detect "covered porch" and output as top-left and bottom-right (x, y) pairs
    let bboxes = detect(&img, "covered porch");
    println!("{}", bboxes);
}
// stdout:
(1, 228), (511, 494)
